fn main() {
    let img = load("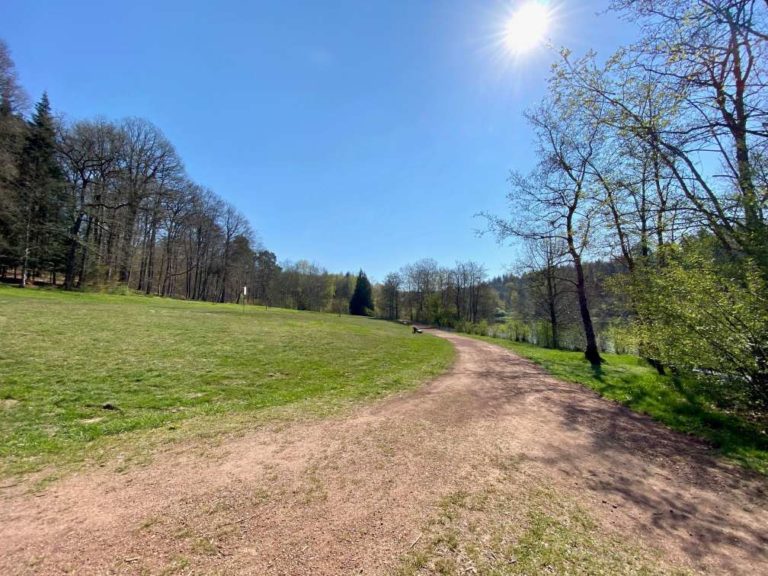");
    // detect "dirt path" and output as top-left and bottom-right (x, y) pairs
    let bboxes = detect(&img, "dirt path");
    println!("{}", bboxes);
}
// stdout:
(1, 332), (766, 575)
